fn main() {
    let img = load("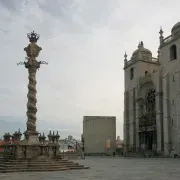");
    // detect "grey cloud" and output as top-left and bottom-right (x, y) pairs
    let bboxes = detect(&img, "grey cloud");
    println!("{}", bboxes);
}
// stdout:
(0, 28), (8, 34)
(37, 0), (74, 23)
(0, 88), (11, 94)
(74, 0), (120, 26)
(2, 0), (179, 139)
(37, 0), (75, 18)
(0, 0), (18, 11)
(0, 0), (28, 13)
(36, 0), (120, 33)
